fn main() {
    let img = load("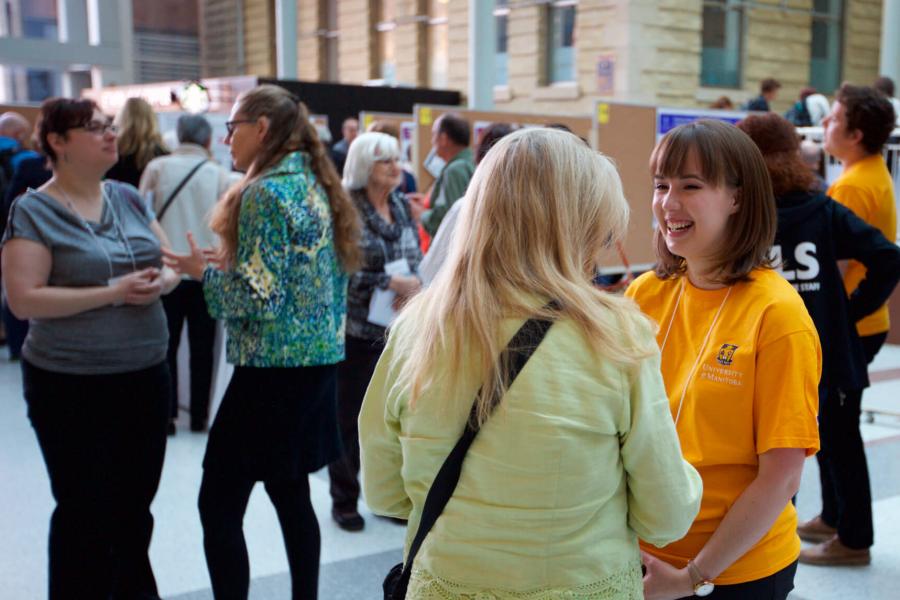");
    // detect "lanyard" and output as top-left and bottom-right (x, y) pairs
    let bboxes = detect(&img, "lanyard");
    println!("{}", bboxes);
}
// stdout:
(660, 278), (732, 425)
(56, 183), (138, 280)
